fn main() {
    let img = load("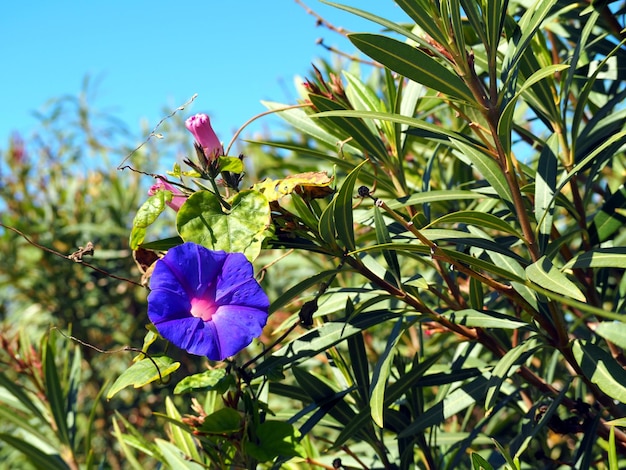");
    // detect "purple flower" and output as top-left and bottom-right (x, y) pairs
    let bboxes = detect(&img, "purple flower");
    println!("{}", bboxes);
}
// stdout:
(148, 177), (187, 211)
(147, 242), (269, 360)
(185, 113), (223, 159)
